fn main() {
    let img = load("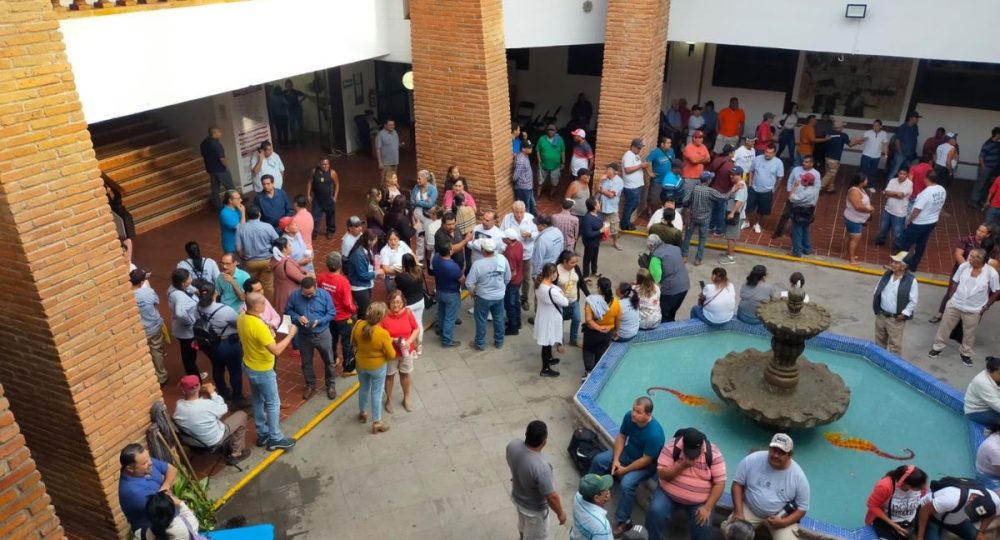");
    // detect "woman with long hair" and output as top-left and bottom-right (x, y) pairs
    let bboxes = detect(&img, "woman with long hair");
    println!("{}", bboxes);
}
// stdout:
(445, 177), (477, 212)
(582, 277), (621, 381)
(269, 236), (309, 315)
(393, 253), (426, 353)
(842, 173), (874, 265)
(533, 263), (567, 378)
(864, 465), (927, 539)
(134, 492), (200, 540)
(555, 250), (590, 352)
(176, 241), (220, 285)
(167, 268), (203, 378)
(776, 102), (798, 160)
(737, 265), (776, 324)
(615, 282), (640, 342)
(690, 267), (736, 326)
(383, 194), (416, 246)
(196, 282), (245, 408)
(346, 229), (380, 318)
(380, 290), (420, 413)
(378, 229), (413, 293)
(351, 302), (396, 433)
(365, 188), (385, 239)
(634, 268), (661, 329)
(411, 169), (439, 265)
(444, 165), (463, 192)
